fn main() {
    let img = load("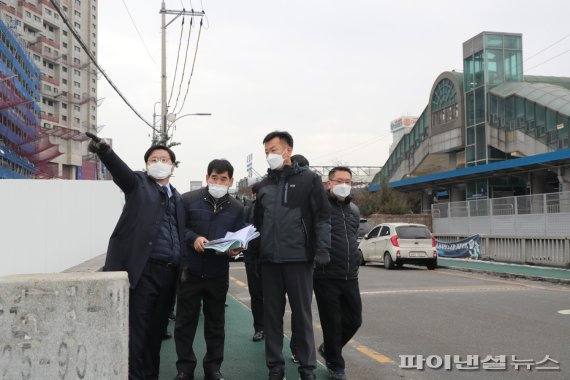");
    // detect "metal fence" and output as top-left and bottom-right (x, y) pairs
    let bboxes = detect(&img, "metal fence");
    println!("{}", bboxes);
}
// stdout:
(432, 191), (570, 268)
(433, 191), (570, 219)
